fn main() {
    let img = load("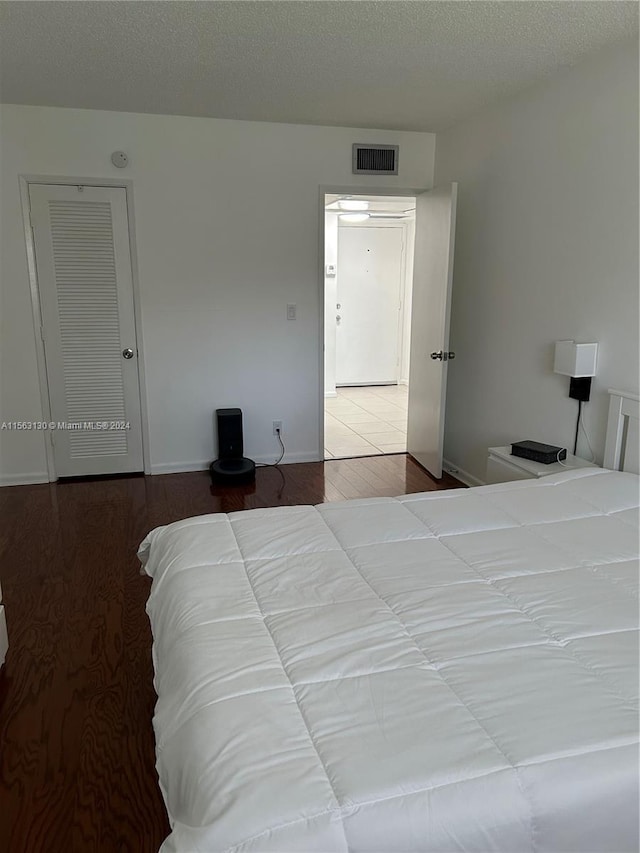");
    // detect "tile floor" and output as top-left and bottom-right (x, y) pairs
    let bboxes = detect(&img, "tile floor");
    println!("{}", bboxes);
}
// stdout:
(324, 384), (408, 458)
